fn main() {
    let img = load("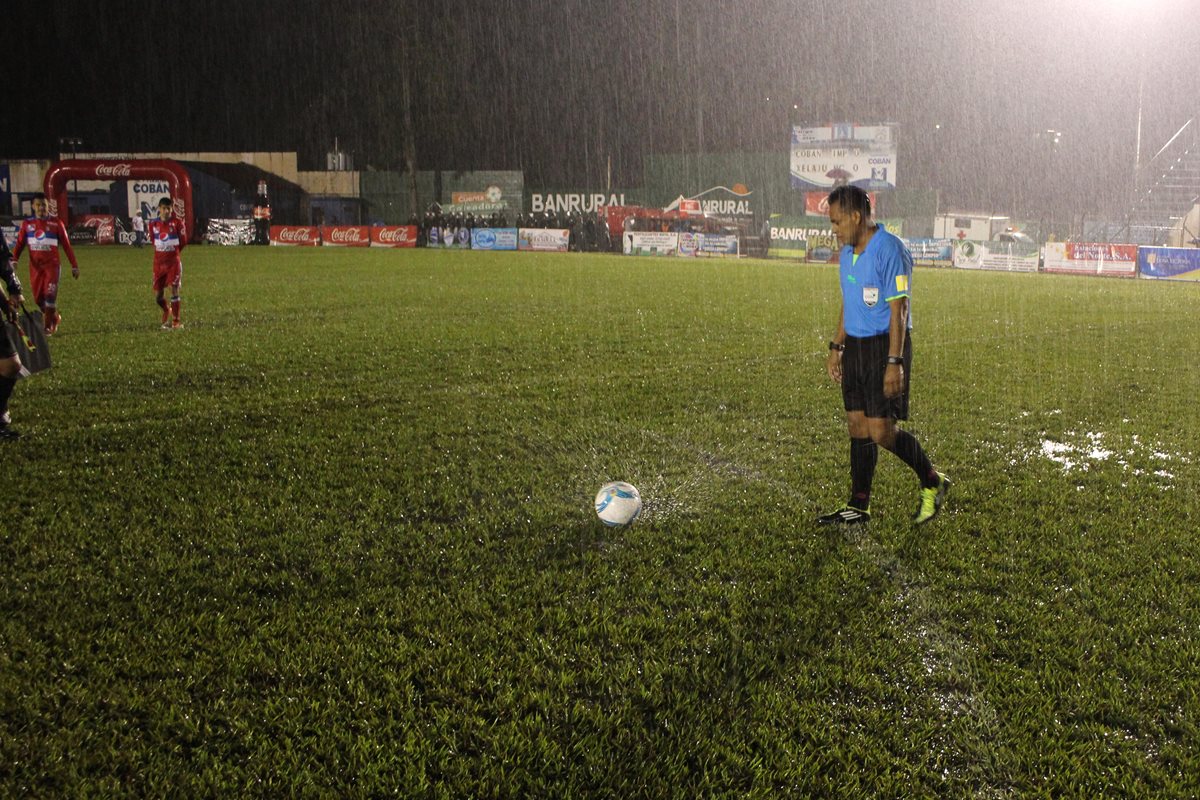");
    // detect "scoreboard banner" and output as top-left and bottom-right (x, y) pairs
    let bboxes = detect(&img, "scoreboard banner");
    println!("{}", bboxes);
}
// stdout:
(953, 240), (1038, 272)
(1043, 242), (1137, 277)
(790, 123), (898, 191)
(370, 225), (418, 247)
(470, 228), (518, 250)
(1138, 246), (1200, 281)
